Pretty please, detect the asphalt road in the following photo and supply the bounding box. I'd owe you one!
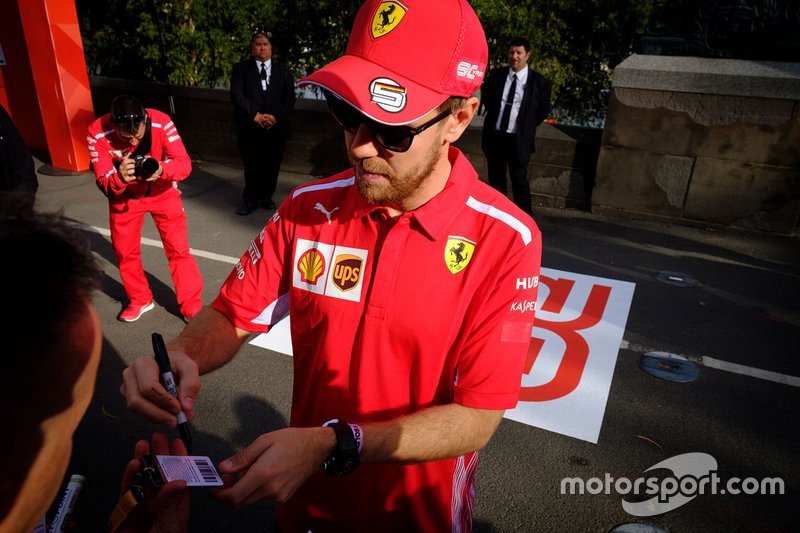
[34,158,799,532]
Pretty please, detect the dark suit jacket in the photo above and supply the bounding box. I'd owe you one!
[230,58,296,141]
[480,66,552,166]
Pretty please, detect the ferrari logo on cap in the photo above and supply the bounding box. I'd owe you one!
[371,1,407,38]
[445,236,476,275]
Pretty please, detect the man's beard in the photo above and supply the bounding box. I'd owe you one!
[352,136,441,206]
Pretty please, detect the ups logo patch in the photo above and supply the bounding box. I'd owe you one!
[332,254,362,292]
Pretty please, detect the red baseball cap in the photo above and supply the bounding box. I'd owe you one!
[298,0,487,126]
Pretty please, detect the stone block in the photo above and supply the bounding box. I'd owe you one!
[612,54,800,100]
[531,169,590,209]
[602,91,697,156]
[685,158,800,233]
[593,146,691,216]
[690,118,800,167]
[614,87,795,127]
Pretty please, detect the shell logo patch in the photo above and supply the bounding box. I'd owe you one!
[445,236,476,274]
[332,254,363,292]
[293,239,368,301]
[297,248,326,284]
[371,1,407,38]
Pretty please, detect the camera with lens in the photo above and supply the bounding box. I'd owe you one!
[133,155,160,177]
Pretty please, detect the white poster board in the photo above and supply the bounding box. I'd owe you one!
[251,267,635,443]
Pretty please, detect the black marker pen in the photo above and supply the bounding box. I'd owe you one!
[152,332,192,452]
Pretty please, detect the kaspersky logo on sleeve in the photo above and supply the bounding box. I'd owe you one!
[293,239,368,302]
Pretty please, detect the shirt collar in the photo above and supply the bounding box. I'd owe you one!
[255,58,272,69]
[508,66,529,84]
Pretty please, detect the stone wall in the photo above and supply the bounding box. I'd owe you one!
[89,76,600,210]
[593,54,800,234]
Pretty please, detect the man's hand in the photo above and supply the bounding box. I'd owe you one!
[211,427,336,507]
[253,113,269,128]
[120,350,199,426]
[118,157,162,182]
[116,433,190,533]
[253,113,276,128]
[118,157,138,183]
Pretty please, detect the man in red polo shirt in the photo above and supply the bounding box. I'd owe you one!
[120,1,542,530]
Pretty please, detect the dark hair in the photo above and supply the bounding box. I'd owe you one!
[509,37,531,53]
[251,32,271,46]
[0,197,102,521]
[110,95,146,134]
[437,97,467,114]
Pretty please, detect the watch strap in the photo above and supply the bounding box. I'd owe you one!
[322,419,361,476]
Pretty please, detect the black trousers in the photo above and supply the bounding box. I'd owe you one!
[486,131,533,216]
[236,132,286,205]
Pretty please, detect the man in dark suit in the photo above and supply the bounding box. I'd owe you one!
[230,33,296,215]
[481,37,551,216]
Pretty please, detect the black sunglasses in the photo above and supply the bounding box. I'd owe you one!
[324,92,452,153]
[111,114,146,130]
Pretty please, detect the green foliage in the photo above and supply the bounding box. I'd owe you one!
[77,0,655,121]
[473,0,655,122]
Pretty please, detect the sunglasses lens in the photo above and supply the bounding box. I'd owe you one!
[324,91,413,152]
[111,114,146,134]
[371,125,412,152]
[325,94,360,133]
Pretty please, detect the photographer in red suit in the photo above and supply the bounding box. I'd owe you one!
[86,95,203,323]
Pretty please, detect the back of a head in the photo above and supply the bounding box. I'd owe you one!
[0,196,102,524]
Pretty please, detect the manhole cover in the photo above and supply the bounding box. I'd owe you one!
[654,271,697,287]
[609,524,669,533]
[640,351,699,383]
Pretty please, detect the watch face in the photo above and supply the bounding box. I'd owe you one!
[324,456,358,477]
[323,420,361,476]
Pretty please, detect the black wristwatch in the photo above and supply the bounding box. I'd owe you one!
[322,419,361,477]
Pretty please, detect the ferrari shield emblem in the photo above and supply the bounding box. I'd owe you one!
[371,1,407,38]
[445,237,475,274]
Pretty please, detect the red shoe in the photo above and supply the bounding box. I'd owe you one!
[118,300,155,322]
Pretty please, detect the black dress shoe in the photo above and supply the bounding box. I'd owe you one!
[236,202,258,216]
[261,199,276,210]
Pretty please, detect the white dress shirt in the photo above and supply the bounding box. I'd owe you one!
[256,58,272,90]
[495,66,529,133]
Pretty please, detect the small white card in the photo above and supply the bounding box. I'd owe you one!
[155,455,224,486]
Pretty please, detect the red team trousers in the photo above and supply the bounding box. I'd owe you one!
[109,187,203,316]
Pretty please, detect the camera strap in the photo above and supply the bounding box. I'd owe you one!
[131,118,153,158]
[130,118,154,197]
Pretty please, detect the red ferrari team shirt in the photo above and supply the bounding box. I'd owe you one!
[213,147,542,532]
[86,108,192,201]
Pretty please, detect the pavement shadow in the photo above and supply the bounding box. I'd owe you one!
[176,164,243,210]
[81,222,190,321]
